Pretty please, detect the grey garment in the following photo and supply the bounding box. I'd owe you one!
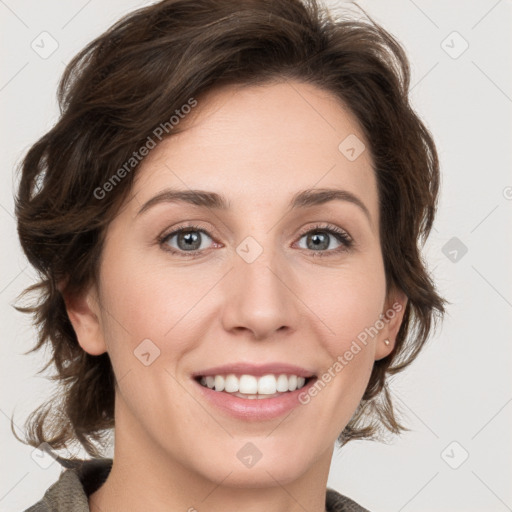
[23,458,111,512]
[23,458,370,512]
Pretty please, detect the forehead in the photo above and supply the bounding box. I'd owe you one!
[129,81,378,226]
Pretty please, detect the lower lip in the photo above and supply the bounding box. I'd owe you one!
[193,377,317,421]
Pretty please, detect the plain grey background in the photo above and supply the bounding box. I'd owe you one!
[1,1,511,511]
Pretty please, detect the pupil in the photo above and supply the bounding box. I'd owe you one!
[310,232,328,250]
[180,231,200,250]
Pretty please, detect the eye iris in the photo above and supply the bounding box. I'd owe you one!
[309,232,329,250]
[178,231,201,250]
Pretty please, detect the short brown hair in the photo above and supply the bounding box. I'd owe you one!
[13,0,446,459]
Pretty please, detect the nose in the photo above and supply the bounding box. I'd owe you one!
[220,242,301,341]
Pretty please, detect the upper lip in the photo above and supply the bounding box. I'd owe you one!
[192,362,316,379]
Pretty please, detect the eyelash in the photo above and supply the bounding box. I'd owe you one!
[157,222,354,259]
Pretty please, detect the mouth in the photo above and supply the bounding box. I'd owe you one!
[193,373,316,399]
[191,369,319,421]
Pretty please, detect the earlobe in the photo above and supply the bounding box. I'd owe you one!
[374,288,408,361]
[61,282,108,356]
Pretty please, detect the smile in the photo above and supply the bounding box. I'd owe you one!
[196,373,310,398]
[193,374,318,421]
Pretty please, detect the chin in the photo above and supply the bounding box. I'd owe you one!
[196,442,315,488]
[206,463,307,489]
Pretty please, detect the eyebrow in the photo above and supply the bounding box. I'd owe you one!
[136,187,371,223]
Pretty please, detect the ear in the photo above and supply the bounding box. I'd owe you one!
[60,281,108,356]
[374,286,408,361]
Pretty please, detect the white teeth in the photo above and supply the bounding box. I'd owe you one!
[257,374,277,394]
[198,373,310,396]
[214,375,225,392]
[224,374,239,393]
[239,375,258,394]
[276,374,289,392]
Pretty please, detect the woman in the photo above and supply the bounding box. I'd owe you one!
[13,0,445,510]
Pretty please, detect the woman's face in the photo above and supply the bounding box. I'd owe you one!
[71,80,405,486]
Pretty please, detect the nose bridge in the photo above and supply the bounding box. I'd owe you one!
[221,231,299,339]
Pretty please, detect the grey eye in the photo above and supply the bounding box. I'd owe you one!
[297,230,343,251]
[164,229,213,252]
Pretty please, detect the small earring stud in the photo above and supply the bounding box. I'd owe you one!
[384,339,390,346]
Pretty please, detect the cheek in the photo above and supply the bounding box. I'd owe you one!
[303,258,387,353]
[96,245,212,362]
[300,256,386,406]
[96,247,194,362]
[298,271,385,436]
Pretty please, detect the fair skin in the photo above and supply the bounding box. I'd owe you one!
[64,80,407,512]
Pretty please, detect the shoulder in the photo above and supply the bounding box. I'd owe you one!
[22,457,113,512]
[326,487,371,512]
